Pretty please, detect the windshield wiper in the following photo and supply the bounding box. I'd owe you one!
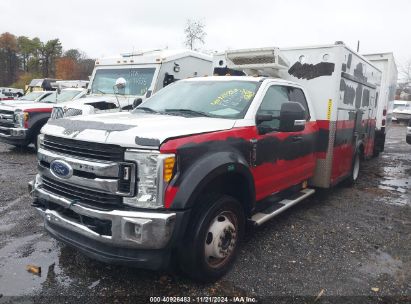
[164,108,212,117]
[134,107,158,114]
[94,89,106,94]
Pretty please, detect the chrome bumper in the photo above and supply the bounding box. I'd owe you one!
[0,126,27,139]
[29,177,176,250]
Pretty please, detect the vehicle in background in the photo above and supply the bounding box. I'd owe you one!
[51,49,213,119]
[406,119,411,144]
[0,87,24,100]
[4,91,54,104]
[0,88,86,149]
[30,43,382,281]
[40,88,87,104]
[212,52,245,76]
[392,100,411,122]
[25,78,60,92]
[363,53,398,156]
[52,80,89,90]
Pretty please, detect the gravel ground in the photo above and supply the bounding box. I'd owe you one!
[0,125,409,304]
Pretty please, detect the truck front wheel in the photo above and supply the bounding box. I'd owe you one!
[179,195,245,282]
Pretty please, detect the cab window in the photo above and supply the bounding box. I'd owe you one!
[257,85,289,130]
[287,87,310,120]
[257,85,309,131]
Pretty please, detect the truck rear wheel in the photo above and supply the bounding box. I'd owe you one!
[179,195,244,282]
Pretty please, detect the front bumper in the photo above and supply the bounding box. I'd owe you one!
[29,178,188,269]
[0,126,29,145]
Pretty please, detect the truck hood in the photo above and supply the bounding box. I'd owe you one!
[42,112,236,147]
[0,102,54,112]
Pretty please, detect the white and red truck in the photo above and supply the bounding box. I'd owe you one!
[30,42,382,281]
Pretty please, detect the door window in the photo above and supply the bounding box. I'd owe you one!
[287,87,310,120]
[257,85,289,130]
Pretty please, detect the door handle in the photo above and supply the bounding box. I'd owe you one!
[291,136,303,142]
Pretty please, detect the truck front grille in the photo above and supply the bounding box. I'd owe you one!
[51,108,83,120]
[42,135,125,161]
[0,110,14,127]
[64,108,83,117]
[50,107,64,119]
[42,176,122,208]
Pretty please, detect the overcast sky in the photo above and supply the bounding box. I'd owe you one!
[1,0,410,68]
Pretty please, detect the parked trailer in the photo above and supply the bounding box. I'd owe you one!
[363,52,398,155]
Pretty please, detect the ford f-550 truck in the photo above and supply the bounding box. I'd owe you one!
[30,43,382,281]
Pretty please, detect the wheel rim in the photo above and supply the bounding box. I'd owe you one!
[204,211,238,269]
[353,154,360,180]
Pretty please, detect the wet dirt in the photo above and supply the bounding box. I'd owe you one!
[0,126,410,303]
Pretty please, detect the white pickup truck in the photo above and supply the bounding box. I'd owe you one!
[51,49,213,119]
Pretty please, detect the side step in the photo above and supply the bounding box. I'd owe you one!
[251,188,315,226]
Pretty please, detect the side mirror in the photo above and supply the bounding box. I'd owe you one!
[279,102,306,132]
[115,77,127,89]
[133,98,143,109]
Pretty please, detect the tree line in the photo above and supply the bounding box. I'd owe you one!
[0,32,95,89]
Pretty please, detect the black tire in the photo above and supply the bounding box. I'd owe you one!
[178,195,245,282]
[346,150,360,185]
[373,149,380,157]
[33,134,39,152]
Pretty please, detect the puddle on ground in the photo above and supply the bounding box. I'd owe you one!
[359,250,404,279]
[0,234,72,296]
[376,164,411,206]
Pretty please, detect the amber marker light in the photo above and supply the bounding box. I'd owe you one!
[163,157,176,182]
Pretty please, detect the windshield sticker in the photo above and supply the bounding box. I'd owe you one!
[211,89,255,107]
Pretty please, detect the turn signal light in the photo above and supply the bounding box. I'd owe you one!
[163,157,175,182]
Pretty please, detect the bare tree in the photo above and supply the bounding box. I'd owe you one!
[399,59,411,85]
[184,19,206,50]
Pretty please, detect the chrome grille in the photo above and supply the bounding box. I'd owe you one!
[41,176,122,208]
[42,135,125,161]
[51,107,64,119]
[64,108,83,117]
[0,110,14,127]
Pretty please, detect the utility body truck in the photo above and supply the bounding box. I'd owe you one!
[30,42,382,281]
[363,53,398,155]
[51,49,213,119]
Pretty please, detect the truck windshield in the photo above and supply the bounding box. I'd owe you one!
[135,80,260,119]
[40,90,82,103]
[91,68,156,96]
[19,91,45,101]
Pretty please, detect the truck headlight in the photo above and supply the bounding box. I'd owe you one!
[37,134,44,150]
[124,150,176,209]
[14,110,29,128]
